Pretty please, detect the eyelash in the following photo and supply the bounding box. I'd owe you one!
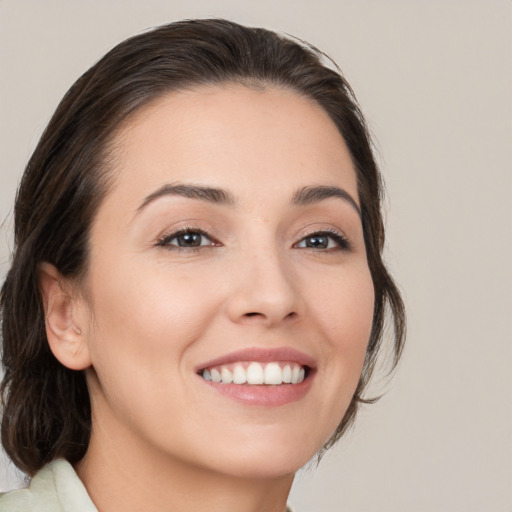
[295,228,351,252]
[156,227,351,252]
[156,227,219,252]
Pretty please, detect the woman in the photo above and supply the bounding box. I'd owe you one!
[0,18,405,512]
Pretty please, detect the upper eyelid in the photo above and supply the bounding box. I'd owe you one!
[157,227,218,245]
[299,227,344,237]
[295,229,351,248]
[155,225,351,248]
[297,226,349,241]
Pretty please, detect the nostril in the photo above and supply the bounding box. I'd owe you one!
[242,311,297,321]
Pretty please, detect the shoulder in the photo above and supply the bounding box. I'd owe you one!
[0,459,97,512]
[0,486,32,511]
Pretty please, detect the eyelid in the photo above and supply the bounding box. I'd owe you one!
[156,226,221,249]
[153,224,351,252]
[294,227,352,251]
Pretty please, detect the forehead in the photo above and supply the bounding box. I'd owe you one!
[105,84,358,211]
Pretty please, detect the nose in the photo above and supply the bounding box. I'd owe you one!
[224,246,301,327]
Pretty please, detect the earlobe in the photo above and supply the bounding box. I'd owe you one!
[38,262,92,371]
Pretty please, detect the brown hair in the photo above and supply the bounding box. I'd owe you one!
[1,18,405,476]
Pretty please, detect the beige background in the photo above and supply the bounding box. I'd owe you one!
[1,1,511,510]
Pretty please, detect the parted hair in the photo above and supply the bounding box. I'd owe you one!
[1,18,405,476]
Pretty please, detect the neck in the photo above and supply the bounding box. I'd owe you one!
[75,410,294,512]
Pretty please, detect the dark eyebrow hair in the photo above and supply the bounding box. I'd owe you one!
[291,185,361,216]
[136,182,360,217]
[137,183,237,212]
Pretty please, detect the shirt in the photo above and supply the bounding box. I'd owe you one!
[0,459,294,511]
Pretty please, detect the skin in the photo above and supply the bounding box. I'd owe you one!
[41,84,375,512]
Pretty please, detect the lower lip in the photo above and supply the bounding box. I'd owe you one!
[201,373,314,407]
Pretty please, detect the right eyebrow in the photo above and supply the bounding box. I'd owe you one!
[135,183,237,215]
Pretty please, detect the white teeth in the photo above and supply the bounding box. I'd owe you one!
[291,365,301,384]
[202,362,307,386]
[246,362,264,385]
[221,367,233,384]
[282,365,292,383]
[264,362,283,385]
[232,364,247,384]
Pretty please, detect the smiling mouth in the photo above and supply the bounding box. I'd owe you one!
[199,361,309,386]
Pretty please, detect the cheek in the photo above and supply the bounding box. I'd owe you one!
[85,259,223,379]
[306,264,374,410]
[83,259,227,437]
[313,264,374,352]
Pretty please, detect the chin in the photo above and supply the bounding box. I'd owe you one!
[197,429,324,481]
[215,452,308,481]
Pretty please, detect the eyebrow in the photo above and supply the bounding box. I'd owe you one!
[137,183,237,213]
[136,183,360,216]
[291,185,361,216]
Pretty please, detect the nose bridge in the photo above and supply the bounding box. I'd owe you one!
[226,235,300,325]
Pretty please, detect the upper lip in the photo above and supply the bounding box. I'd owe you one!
[196,347,316,372]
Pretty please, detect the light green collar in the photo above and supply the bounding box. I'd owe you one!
[0,459,97,512]
[1,459,295,512]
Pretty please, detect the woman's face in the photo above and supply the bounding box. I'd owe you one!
[77,84,374,478]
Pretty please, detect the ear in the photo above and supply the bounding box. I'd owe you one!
[38,262,92,371]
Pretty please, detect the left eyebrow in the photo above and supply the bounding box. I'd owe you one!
[291,185,361,217]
